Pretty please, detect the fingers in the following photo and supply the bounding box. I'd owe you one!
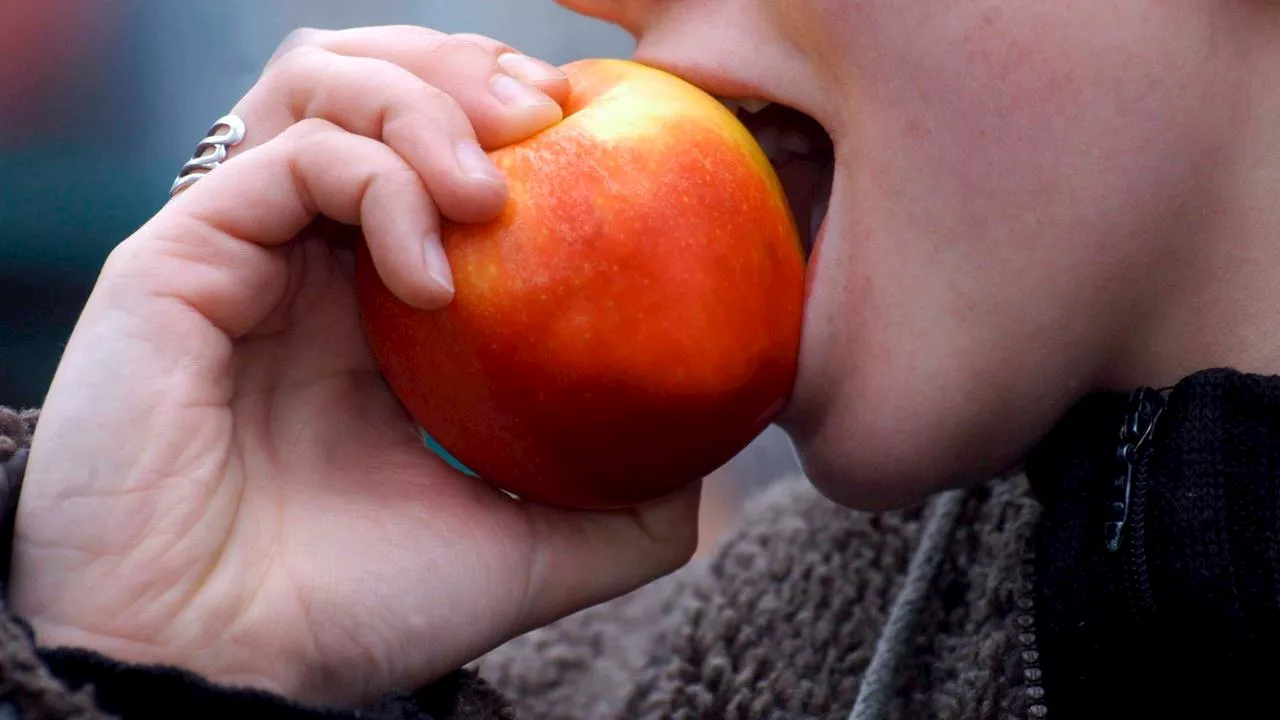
[243,47,509,224]
[225,28,566,225]
[513,481,704,632]
[271,27,571,146]
[156,26,569,314]
[147,120,452,336]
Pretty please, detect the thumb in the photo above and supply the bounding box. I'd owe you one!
[512,480,703,631]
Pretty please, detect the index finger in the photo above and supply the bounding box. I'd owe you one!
[271,26,571,148]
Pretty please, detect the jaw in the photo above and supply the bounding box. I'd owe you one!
[774,177,1111,510]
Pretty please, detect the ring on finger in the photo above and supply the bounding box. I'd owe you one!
[169,114,248,198]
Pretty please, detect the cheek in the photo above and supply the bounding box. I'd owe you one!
[770,0,861,66]
[785,0,1233,505]
[863,2,1219,231]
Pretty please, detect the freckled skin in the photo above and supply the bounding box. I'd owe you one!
[356,59,804,509]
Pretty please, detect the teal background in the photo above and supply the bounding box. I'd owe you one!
[1,1,631,407]
[0,1,801,498]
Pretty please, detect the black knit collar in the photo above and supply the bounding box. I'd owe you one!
[1025,367,1280,719]
[1028,366,1280,522]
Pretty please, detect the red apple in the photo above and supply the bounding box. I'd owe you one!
[356,58,805,509]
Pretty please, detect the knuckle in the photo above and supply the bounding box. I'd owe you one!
[285,117,341,143]
[269,27,329,66]
[382,84,472,149]
[450,32,513,55]
[267,44,328,81]
[101,236,144,277]
[414,82,463,116]
[387,82,467,137]
[381,23,447,43]
[426,33,501,71]
[380,164,426,192]
[278,27,328,53]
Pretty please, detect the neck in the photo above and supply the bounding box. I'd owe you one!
[1112,11,1280,391]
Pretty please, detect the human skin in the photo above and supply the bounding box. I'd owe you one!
[11,29,701,708]
[560,0,1280,507]
[10,0,1280,710]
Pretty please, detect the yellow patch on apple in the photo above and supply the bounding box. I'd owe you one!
[356,58,806,509]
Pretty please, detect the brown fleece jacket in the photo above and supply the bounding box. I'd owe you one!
[0,405,1037,719]
[478,475,1038,719]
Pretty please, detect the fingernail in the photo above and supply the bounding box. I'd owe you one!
[496,53,565,85]
[455,141,504,185]
[490,73,554,108]
[423,234,455,295]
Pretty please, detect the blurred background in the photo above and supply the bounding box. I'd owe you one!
[0,0,801,551]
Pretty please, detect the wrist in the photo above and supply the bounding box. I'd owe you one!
[2,407,332,707]
[24,614,314,704]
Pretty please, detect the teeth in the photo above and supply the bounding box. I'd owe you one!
[717,97,773,115]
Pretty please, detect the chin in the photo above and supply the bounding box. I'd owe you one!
[778,406,958,512]
[777,333,1031,512]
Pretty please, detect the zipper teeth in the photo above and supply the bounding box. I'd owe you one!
[1013,390,1165,720]
[1124,439,1156,615]
[1017,554,1048,719]
[1122,394,1162,617]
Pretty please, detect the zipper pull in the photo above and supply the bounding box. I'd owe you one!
[1104,387,1165,553]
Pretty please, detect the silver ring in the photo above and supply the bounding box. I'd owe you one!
[169,114,247,197]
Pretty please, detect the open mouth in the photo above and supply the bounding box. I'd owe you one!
[719,99,835,257]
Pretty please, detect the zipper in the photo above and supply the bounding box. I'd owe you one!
[1018,388,1166,719]
[1103,388,1164,554]
[1016,549,1048,719]
[1107,387,1165,626]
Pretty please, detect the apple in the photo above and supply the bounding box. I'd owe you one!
[355,58,805,510]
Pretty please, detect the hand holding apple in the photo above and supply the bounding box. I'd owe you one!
[357,59,806,509]
[13,31,705,709]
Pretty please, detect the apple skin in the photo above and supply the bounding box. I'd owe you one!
[355,58,805,510]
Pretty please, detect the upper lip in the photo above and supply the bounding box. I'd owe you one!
[631,54,832,135]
